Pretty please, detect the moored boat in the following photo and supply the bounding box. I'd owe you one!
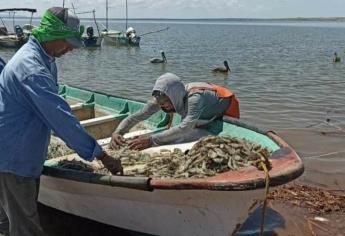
[39,84,304,236]
[76,9,103,47]
[0,8,36,49]
[101,29,140,47]
[82,34,103,47]
[0,34,27,48]
[101,0,141,47]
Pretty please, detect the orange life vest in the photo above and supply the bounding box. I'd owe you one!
[188,83,240,119]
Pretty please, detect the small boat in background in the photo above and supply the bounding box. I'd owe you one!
[101,0,141,47]
[0,8,37,49]
[71,7,103,48]
[83,25,103,47]
[39,84,304,236]
[101,28,140,47]
[81,9,103,47]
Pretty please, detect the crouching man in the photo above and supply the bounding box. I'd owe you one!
[111,72,240,150]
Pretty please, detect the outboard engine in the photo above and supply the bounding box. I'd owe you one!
[14,25,24,38]
[0,26,8,36]
[86,26,94,38]
[126,27,136,40]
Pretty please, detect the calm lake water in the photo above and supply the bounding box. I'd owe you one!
[2,19,345,130]
[1,19,345,235]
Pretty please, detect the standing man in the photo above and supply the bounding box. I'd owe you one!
[0,7,122,236]
[111,72,240,150]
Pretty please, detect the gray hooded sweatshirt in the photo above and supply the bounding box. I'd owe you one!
[115,73,230,145]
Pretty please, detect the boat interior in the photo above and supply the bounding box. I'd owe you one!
[59,84,281,153]
[59,84,172,145]
[41,84,305,192]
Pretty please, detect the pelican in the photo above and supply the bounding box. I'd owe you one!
[150,51,167,64]
[212,60,231,73]
[333,52,341,63]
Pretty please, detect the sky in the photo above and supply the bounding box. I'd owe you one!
[0,0,345,19]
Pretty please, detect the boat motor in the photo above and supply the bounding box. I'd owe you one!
[126,27,136,39]
[86,26,94,39]
[0,26,8,36]
[14,25,24,39]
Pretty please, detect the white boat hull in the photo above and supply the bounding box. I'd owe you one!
[102,31,140,46]
[39,175,263,236]
[0,35,26,48]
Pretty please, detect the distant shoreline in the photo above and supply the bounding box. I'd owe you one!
[1,16,345,22]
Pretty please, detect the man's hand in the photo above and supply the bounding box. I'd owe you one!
[97,152,123,175]
[110,133,125,149]
[128,136,152,151]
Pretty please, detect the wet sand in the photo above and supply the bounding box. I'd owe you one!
[266,202,345,236]
[267,128,345,235]
[279,128,345,189]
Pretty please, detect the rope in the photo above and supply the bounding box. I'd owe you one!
[259,161,270,236]
[251,156,271,236]
[304,150,345,159]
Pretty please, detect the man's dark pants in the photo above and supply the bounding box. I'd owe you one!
[0,172,44,236]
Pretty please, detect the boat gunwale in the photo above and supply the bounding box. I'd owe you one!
[59,83,147,103]
[149,130,304,190]
[43,124,303,192]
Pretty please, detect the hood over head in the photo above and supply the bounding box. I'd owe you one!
[152,73,187,116]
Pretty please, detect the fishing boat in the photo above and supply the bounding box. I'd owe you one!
[101,0,141,47]
[39,84,304,236]
[83,27,103,47]
[72,8,103,47]
[0,8,36,49]
[101,29,140,47]
[83,32,103,47]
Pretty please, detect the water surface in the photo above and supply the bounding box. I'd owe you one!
[1,18,345,235]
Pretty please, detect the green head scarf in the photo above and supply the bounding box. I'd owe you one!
[32,10,84,43]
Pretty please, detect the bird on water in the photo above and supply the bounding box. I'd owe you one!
[150,51,167,64]
[333,52,341,63]
[212,60,231,74]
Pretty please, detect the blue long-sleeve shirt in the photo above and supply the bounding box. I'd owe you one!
[0,37,102,177]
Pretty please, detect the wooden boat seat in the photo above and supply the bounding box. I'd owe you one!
[80,114,127,140]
